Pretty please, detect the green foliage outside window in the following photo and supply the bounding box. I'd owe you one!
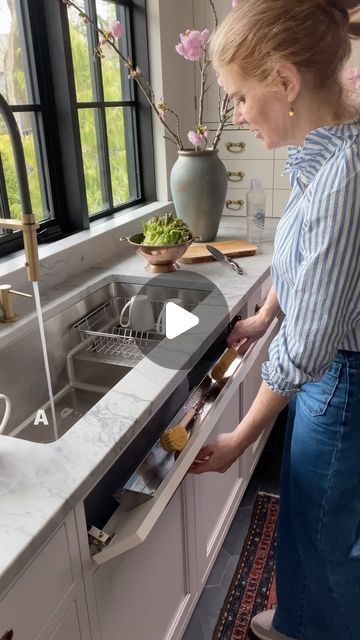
[1,8,130,224]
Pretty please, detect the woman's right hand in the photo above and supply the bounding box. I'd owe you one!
[227,313,268,354]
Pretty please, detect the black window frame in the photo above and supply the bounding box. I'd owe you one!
[0,0,155,258]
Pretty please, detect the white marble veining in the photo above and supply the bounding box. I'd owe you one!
[0,215,277,594]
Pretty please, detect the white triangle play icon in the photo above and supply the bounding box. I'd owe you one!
[165,302,199,340]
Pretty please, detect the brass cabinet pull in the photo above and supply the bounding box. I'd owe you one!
[1,631,14,640]
[227,171,245,182]
[226,199,244,211]
[225,141,245,153]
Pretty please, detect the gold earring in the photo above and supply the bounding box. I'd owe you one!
[289,104,295,117]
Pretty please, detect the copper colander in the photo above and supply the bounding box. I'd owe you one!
[120,233,194,273]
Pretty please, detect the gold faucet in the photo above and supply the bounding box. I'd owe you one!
[0,93,41,283]
[0,215,40,282]
[0,283,32,323]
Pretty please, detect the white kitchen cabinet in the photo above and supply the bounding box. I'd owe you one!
[194,381,246,586]
[193,0,290,220]
[88,484,197,640]
[0,513,91,640]
[273,189,292,218]
[74,277,276,640]
[241,321,279,477]
[241,278,279,476]
[37,603,83,640]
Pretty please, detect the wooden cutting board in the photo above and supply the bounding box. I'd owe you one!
[179,239,257,264]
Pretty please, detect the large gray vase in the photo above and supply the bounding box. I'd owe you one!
[170,149,227,242]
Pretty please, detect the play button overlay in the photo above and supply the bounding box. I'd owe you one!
[166,302,199,339]
[131,270,230,370]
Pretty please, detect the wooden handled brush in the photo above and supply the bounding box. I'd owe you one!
[160,406,198,453]
[211,338,248,382]
[210,347,238,381]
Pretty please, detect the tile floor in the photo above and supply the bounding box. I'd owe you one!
[182,410,287,640]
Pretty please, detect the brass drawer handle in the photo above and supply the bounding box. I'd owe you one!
[1,631,14,640]
[225,141,245,153]
[227,171,245,182]
[226,199,244,211]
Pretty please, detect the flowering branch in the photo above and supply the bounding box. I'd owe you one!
[62,0,232,152]
[62,0,184,149]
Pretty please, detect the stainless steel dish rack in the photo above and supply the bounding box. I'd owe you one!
[72,296,194,368]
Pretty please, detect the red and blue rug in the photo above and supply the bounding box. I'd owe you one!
[213,491,279,640]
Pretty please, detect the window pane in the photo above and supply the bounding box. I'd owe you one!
[23,114,50,222]
[0,0,30,104]
[0,112,47,222]
[68,0,93,102]
[96,0,123,101]
[78,107,109,214]
[105,106,129,206]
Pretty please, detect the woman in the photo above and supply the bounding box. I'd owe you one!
[189,1,360,639]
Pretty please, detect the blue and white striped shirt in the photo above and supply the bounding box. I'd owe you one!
[262,122,360,396]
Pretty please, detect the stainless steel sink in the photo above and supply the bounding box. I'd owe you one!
[0,277,210,443]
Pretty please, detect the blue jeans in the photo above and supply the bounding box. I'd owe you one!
[273,351,360,640]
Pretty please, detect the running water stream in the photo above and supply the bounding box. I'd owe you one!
[32,282,59,440]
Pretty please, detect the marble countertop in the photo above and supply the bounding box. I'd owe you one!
[0,217,276,594]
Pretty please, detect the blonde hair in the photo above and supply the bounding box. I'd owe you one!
[211,0,360,92]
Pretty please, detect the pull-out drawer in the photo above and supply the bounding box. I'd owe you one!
[223,188,273,217]
[89,317,280,565]
[219,130,274,161]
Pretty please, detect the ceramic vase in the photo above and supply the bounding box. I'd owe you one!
[170,149,227,242]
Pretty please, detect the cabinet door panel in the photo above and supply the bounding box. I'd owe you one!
[0,525,73,640]
[274,160,291,189]
[93,486,193,640]
[242,322,280,476]
[273,190,291,218]
[46,603,82,640]
[196,384,245,583]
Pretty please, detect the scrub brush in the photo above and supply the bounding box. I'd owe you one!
[211,338,247,382]
[211,347,238,381]
[160,406,198,453]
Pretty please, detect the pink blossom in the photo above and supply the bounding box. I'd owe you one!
[187,127,208,146]
[100,36,108,45]
[128,66,141,79]
[232,0,240,6]
[188,130,203,146]
[112,20,123,39]
[175,29,210,61]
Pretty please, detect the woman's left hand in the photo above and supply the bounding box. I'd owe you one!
[188,431,245,474]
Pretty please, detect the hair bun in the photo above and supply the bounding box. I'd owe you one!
[318,0,350,23]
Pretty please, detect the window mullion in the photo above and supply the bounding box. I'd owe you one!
[0,155,11,220]
[41,0,89,231]
[84,0,113,210]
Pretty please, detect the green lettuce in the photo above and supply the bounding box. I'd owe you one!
[142,213,193,246]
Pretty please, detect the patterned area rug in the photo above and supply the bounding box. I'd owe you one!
[212,492,279,640]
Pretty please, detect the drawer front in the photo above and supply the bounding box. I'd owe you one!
[274,160,290,189]
[274,145,289,160]
[91,318,280,565]
[219,130,274,160]
[223,188,273,217]
[224,159,273,190]
[246,275,272,318]
[0,526,73,640]
[273,189,292,218]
